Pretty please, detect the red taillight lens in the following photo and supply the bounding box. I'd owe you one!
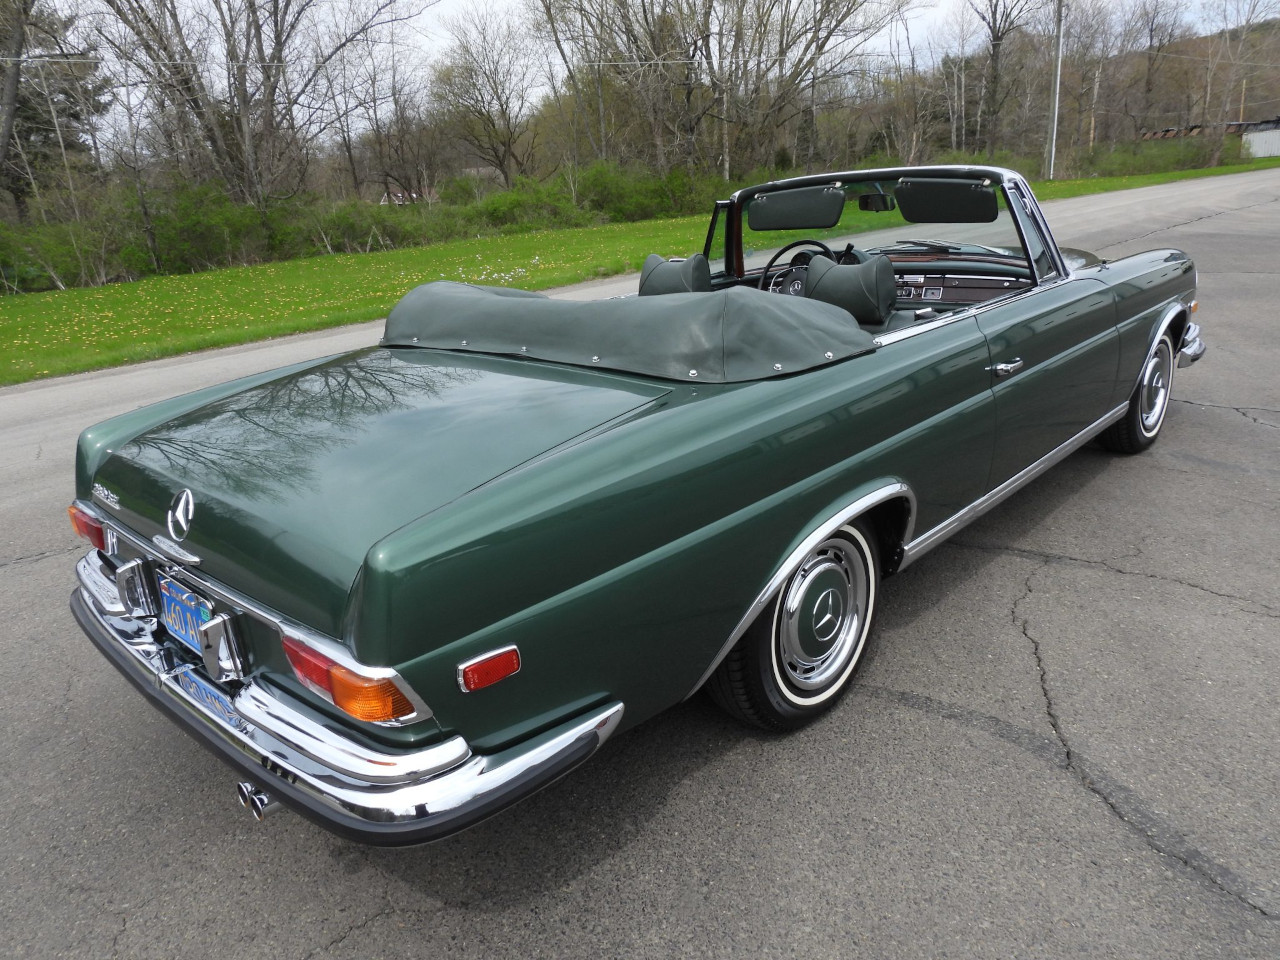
[281,633,417,723]
[281,634,334,698]
[459,647,521,692]
[68,504,106,552]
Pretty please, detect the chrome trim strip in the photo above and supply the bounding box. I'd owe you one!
[687,481,915,699]
[457,644,521,692]
[73,575,624,836]
[899,403,1127,568]
[232,682,468,784]
[873,274,1076,348]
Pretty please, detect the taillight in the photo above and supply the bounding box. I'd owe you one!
[458,646,521,692]
[281,633,418,723]
[68,504,106,552]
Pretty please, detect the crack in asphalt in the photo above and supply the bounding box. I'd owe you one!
[1008,563,1275,919]
[1097,195,1280,252]
[864,679,1277,922]
[301,905,397,959]
[0,544,84,571]
[108,914,128,958]
[1173,398,1280,429]
[949,540,1279,618]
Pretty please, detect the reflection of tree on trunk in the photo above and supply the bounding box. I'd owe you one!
[121,351,481,502]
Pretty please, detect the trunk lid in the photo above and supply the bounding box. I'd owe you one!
[93,348,669,638]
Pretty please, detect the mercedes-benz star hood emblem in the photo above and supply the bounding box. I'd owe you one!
[166,489,195,542]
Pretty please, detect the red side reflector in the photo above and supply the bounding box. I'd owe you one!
[460,647,521,692]
[68,504,106,552]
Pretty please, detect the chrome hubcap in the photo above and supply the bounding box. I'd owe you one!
[777,537,868,691]
[1140,340,1173,436]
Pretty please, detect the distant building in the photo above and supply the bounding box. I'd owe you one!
[1140,116,1280,158]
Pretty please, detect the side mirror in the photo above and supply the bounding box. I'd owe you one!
[857,193,896,213]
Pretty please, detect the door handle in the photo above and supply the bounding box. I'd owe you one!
[990,358,1024,377]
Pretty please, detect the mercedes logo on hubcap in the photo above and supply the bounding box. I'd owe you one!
[167,489,195,542]
[811,587,844,644]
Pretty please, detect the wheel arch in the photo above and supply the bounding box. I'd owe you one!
[684,479,915,700]
[1135,301,1189,396]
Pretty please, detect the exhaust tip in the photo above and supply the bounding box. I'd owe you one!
[236,781,280,821]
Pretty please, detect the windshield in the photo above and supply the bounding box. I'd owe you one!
[738,179,1029,275]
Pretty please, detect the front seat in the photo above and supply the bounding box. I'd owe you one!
[802,254,895,329]
[638,254,712,295]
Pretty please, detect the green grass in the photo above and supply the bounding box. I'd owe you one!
[4,157,1279,387]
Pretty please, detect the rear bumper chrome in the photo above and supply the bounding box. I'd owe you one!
[71,560,623,845]
[1178,321,1206,368]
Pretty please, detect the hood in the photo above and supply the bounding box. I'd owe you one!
[92,347,669,636]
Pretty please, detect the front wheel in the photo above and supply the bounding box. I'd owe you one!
[1100,333,1175,454]
[707,520,880,731]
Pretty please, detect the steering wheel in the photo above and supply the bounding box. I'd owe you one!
[758,239,835,294]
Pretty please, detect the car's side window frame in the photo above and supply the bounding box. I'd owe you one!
[703,201,732,277]
[1004,181,1066,284]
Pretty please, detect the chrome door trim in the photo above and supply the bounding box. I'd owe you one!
[686,481,916,699]
[899,402,1127,569]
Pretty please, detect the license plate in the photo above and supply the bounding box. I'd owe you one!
[158,574,212,657]
[174,667,243,730]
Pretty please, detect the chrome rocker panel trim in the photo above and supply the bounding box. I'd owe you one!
[71,572,623,845]
[899,402,1128,567]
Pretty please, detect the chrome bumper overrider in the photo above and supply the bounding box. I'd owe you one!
[1178,321,1206,368]
[72,554,623,845]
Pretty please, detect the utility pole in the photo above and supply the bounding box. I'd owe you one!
[1045,0,1065,179]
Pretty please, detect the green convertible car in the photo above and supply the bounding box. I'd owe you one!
[70,166,1205,844]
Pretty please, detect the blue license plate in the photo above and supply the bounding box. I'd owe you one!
[174,667,242,729]
[158,575,211,657]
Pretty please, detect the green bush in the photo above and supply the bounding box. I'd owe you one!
[151,182,267,272]
[473,177,590,228]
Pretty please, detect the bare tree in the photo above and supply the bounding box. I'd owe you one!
[967,0,1045,157]
[434,8,540,187]
[94,0,419,212]
[533,0,907,177]
[1200,0,1280,163]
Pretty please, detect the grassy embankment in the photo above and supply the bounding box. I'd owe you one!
[4,157,1279,387]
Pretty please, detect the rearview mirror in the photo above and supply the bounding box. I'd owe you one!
[893,178,999,223]
[857,193,896,213]
[747,186,846,231]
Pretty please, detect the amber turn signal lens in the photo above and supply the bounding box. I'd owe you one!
[68,504,106,552]
[330,666,415,723]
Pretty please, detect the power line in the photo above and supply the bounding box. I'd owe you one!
[1,56,289,66]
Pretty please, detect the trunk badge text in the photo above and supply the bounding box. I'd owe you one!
[167,488,195,542]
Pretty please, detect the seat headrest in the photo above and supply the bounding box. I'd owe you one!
[638,253,712,295]
[802,255,895,327]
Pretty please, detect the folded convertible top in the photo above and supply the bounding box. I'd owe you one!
[383,282,876,383]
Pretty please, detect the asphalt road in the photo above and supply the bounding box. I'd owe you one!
[2,170,1277,959]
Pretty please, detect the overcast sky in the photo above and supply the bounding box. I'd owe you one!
[410,0,962,57]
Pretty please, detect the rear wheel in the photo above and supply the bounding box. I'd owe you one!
[708,519,880,731]
[1101,333,1175,454]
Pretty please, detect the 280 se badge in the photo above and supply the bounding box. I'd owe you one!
[68,165,1205,844]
